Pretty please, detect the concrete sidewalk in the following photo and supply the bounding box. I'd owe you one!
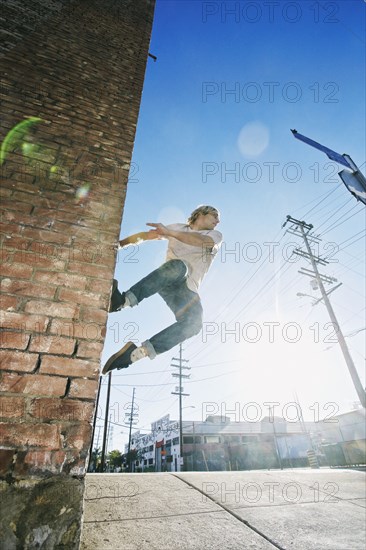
[80,468,366,549]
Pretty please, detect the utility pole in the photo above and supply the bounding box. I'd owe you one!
[126,388,137,472]
[88,375,103,472]
[171,344,190,471]
[95,425,101,451]
[100,371,112,472]
[284,215,366,408]
[106,414,113,453]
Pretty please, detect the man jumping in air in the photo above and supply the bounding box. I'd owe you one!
[102,205,222,374]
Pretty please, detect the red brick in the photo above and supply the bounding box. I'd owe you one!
[0,423,60,450]
[17,450,69,475]
[29,335,76,355]
[58,287,107,308]
[13,251,65,270]
[0,199,34,214]
[1,235,31,252]
[72,244,115,267]
[68,378,99,400]
[0,350,39,373]
[62,423,92,452]
[0,396,26,419]
[27,240,67,259]
[39,355,99,379]
[49,318,105,342]
[32,208,87,225]
[25,300,80,319]
[53,223,108,241]
[22,227,72,245]
[87,277,113,294]
[0,295,19,311]
[76,341,104,360]
[0,331,30,350]
[34,271,88,290]
[80,307,108,324]
[0,221,22,235]
[0,311,50,332]
[29,398,94,422]
[0,373,67,397]
[0,246,13,264]
[0,278,56,299]
[11,189,39,200]
[0,263,33,279]
[68,261,111,279]
[0,187,12,198]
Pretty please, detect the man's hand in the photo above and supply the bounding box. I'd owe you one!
[146,223,171,237]
[144,228,162,240]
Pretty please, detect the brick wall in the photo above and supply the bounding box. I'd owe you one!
[0,0,155,547]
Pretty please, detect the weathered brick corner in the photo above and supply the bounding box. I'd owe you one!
[0,0,155,547]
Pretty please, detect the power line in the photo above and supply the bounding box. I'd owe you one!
[337,229,366,248]
[313,197,354,233]
[307,190,352,227]
[112,368,240,388]
[338,234,366,253]
[293,183,342,218]
[203,227,287,324]
[321,204,364,237]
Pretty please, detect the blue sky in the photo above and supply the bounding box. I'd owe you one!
[97,1,365,452]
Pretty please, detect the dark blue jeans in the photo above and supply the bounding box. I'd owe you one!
[126,259,203,357]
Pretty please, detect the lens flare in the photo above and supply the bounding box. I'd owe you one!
[75,183,91,203]
[0,117,43,165]
[237,121,270,157]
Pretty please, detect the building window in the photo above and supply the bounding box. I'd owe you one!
[149,445,154,451]
[225,436,240,443]
[148,458,153,465]
[242,435,259,442]
[204,436,220,444]
[183,436,202,444]
[172,437,179,445]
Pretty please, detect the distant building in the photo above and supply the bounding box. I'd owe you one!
[125,408,365,472]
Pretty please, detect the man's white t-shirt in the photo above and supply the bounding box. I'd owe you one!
[165,223,223,293]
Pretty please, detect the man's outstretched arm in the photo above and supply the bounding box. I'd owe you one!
[146,223,215,248]
[118,229,161,248]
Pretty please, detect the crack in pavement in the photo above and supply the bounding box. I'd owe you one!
[172,474,285,550]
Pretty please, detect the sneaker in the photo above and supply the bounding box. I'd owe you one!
[109,279,128,312]
[102,342,137,374]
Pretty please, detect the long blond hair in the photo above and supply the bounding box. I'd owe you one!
[187,205,219,226]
